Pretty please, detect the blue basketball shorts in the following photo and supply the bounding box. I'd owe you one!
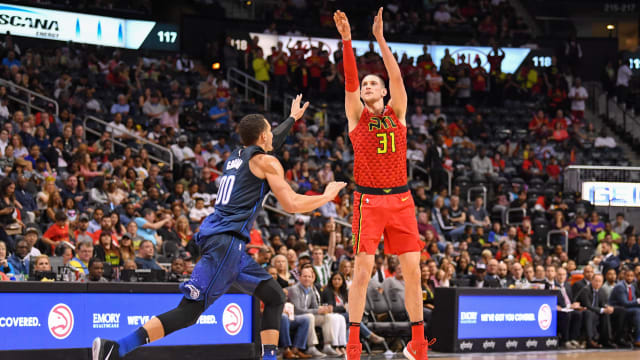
[179,233,272,307]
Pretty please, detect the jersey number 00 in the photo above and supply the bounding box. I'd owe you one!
[216,175,236,205]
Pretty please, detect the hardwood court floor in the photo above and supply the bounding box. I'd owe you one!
[430,349,639,359]
[332,349,640,359]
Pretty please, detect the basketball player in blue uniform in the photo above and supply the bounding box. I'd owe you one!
[93,95,346,360]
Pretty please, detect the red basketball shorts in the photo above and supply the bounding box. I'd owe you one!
[351,190,422,255]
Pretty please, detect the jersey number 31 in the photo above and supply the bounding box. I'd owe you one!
[376,132,396,154]
[216,175,235,205]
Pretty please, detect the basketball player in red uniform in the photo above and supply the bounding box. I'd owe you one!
[334,8,430,360]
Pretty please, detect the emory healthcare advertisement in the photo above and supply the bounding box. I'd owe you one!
[0,292,252,350]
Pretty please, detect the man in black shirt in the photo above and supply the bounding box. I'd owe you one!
[448,195,466,227]
[156,213,180,246]
[510,189,528,209]
[310,219,333,250]
[142,187,162,212]
[198,167,217,194]
[412,187,430,209]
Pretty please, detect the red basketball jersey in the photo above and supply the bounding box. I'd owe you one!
[349,105,407,188]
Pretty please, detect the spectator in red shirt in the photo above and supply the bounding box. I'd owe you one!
[91,215,119,247]
[517,218,534,241]
[270,41,289,98]
[492,152,505,174]
[546,157,561,180]
[42,211,70,254]
[411,67,427,102]
[550,122,569,142]
[548,78,567,111]
[246,222,265,256]
[287,38,309,62]
[425,68,442,107]
[470,57,488,104]
[522,153,543,180]
[487,44,505,75]
[528,109,549,136]
[306,45,326,92]
[550,109,568,130]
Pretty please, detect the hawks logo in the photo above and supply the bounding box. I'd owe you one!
[222,303,243,336]
[538,304,552,330]
[48,303,74,339]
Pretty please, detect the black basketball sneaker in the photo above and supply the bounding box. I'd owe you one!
[92,337,120,360]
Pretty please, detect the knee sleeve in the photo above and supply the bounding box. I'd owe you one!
[254,278,286,331]
[156,298,206,336]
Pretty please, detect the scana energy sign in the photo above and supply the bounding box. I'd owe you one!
[0,3,177,50]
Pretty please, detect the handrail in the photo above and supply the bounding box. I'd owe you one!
[406,161,451,193]
[227,67,268,111]
[547,230,569,252]
[263,192,352,229]
[565,165,640,171]
[83,115,174,169]
[408,161,432,190]
[596,85,640,154]
[505,208,526,226]
[0,78,59,116]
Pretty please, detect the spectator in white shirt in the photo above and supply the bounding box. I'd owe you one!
[426,68,444,107]
[85,88,102,113]
[106,113,127,139]
[433,4,451,26]
[616,58,632,104]
[594,129,617,148]
[0,97,9,120]
[471,147,495,181]
[407,140,425,162]
[171,135,196,163]
[0,129,9,153]
[411,105,428,129]
[189,198,213,222]
[568,77,588,121]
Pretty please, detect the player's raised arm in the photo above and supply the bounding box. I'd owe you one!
[257,154,346,213]
[334,10,364,131]
[271,94,309,153]
[372,7,407,122]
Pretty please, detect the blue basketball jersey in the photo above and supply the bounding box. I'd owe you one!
[199,145,271,241]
